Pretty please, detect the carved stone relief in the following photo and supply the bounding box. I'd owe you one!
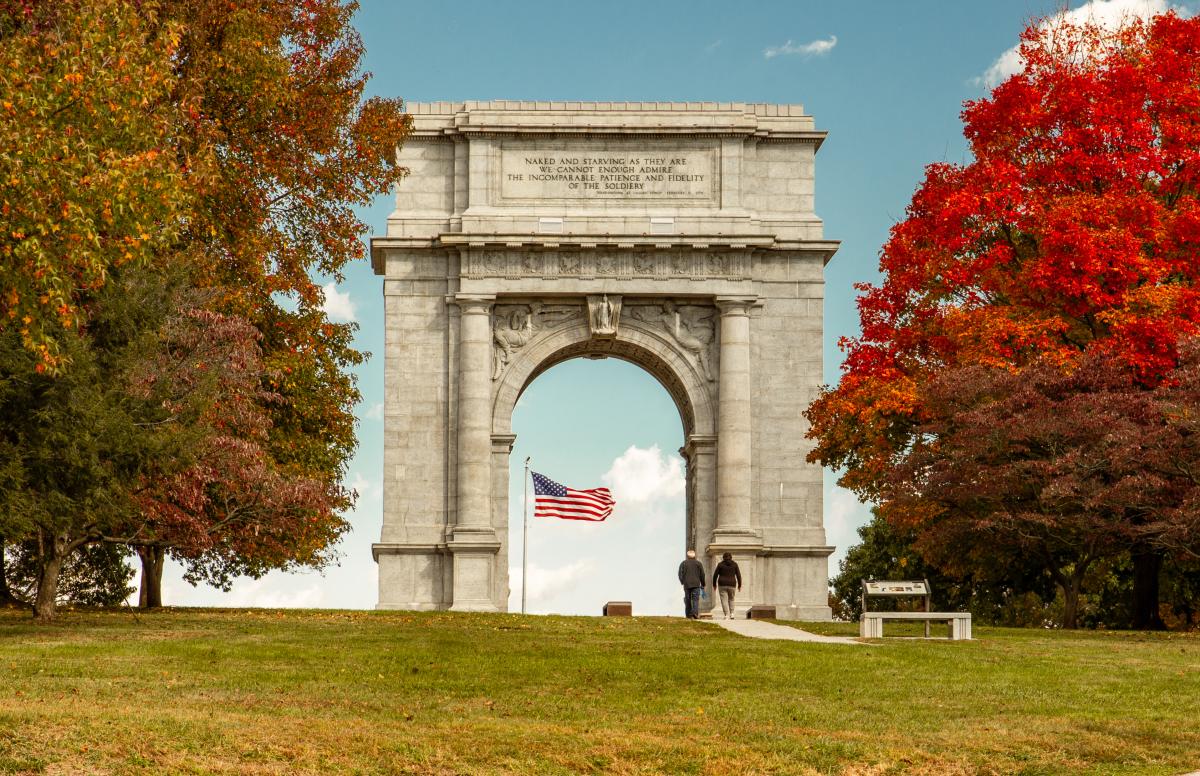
[626,300,717,382]
[491,302,583,380]
[492,303,538,380]
[558,253,580,275]
[480,250,504,275]
[464,249,747,280]
[586,294,622,339]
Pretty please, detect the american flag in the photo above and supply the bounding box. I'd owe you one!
[531,471,615,522]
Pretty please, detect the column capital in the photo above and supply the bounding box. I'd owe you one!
[454,293,496,315]
[491,433,517,452]
[680,433,718,460]
[714,296,759,316]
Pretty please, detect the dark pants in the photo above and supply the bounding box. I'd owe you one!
[684,587,703,619]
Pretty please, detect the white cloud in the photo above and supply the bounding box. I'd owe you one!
[764,35,837,59]
[347,471,379,502]
[824,485,874,577]
[226,578,325,608]
[364,401,384,421]
[705,39,723,54]
[321,282,357,323]
[510,559,597,606]
[602,444,684,504]
[976,0,1183,88]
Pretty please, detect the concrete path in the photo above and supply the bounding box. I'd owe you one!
[709,617,862,645]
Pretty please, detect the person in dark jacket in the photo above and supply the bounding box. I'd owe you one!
[712,552,742,619]
[677,549,706,619]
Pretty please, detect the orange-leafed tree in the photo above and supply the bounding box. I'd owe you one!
[0,0,188,370]
[118,0,410,605]
[0,0,409,617]
[807,13,1200,627]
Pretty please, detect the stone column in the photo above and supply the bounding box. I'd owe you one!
[714,297,756,530]
[710,296,762,616]
[448,293,500,611]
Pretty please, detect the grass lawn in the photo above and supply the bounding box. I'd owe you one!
[1,608,1197,775]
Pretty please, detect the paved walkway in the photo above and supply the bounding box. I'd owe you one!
[709,617,862,645]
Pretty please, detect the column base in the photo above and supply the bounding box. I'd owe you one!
[707,529,763,616]
[374,542,449,611]
[376,602,448,612]
[707,526,763,552]
[774,603,834,622]
[447,527,501,612]
[449,600,501,613]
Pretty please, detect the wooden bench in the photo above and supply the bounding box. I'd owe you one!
[859,579,972,640]
[859,610,972,640]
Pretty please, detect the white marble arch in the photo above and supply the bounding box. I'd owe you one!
[372,102,838,620]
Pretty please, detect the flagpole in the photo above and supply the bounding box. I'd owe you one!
[521,456,531,615]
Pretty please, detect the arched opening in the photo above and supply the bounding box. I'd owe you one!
[506,356,686,615]
[488,303,721,616]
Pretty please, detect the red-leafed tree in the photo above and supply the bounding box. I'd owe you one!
[807,12,1200,627]
[887,346,1200,627]
[127,306,348,607]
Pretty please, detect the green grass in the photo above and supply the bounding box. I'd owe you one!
[1,608,1197,775]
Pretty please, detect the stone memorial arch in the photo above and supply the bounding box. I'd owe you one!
[371,102,837,619]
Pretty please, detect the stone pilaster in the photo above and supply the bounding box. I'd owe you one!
[448,293,500,611]
[682,433,718,614]
[490,433,517,610]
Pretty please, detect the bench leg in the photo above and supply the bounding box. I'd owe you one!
[949,618,971,640]
[860,617,883,638]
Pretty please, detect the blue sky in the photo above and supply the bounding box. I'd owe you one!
[158,0,1178,613]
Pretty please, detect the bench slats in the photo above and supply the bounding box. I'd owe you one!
[859,611,972,640]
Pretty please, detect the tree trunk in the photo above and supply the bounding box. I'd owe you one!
[1048,561,1085,629]
[1060,576,1081,629]
[136,545,165,609]
[0,536,24,607]
[1131,547,1166,630]
[32,532,68,621]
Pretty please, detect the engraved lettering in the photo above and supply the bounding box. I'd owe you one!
[501,148,715,201]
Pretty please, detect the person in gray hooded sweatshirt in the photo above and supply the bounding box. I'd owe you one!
[677,549,706,619]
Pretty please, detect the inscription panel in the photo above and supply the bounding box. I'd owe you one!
[500,147,717,202]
